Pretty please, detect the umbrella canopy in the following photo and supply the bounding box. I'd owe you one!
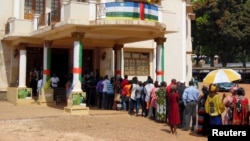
[203,69,241,84]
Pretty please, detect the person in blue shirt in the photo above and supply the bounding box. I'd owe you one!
[182,80,200,131]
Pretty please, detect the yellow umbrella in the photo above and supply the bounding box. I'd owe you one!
[203,69,241,84]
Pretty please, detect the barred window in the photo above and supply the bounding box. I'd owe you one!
[124,52,149,76]
[24,0,32,14]
[51,0,61,22]
[24,0,44,15]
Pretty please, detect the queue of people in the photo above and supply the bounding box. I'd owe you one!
[65,73,250,137]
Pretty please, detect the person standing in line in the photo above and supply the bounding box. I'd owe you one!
[168,85,181,135]
[129,77,138,115]
[37,75,43,96]
[167,79,177,94]
[123,80,132,112]
[135,81,143,116]
[182,80,200,131]
[197,85,209,136]
[65,73,73,101]
[155,81,167,122]
[120,75,129,111]
[96,76,104,109]
[106,77,114,110]
[86,76,97,107]
[223,87,238,125]
[141,82,147,116]
[30,68,38,96]
[144,78,154,117]
[205,84,225,125]
[176,80,186,128]
[51,73,60,88]
[231,87,249,125]
[166,79,177,121]
[148,81,159,120]
[101,75,109,109]
[112,77,122,110]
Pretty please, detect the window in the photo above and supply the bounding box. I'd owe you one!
[24,0,44,14]
[35,0,44,14]
[24,0,45,19]
[124,52,149,76]
[51,0,61,22]
[24,0,32,14]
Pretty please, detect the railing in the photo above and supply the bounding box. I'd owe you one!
[35,9,61,29]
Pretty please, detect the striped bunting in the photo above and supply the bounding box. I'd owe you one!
[105,2,158,21]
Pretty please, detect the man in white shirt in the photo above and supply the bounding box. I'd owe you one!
[51,73,60,88]
[37,76,43,95]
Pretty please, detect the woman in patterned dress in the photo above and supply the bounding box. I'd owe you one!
[231,87,249,125]
[197,86,209,136]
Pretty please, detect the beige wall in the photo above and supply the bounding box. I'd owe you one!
[0,0,193,91]
[0,0,12,35]
[0,42,13,91]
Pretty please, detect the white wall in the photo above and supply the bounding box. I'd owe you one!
[163,0,189,84]
[0,0,12,37]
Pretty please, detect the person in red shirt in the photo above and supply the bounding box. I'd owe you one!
[120,75,129,89]
[166,79,177,122]
[167,79,177,94]
[120,75,129,111]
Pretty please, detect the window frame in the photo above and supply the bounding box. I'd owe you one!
[124,52,150,76]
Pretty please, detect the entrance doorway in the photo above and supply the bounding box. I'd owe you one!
[51,48,69,88]
[26,48,94,88]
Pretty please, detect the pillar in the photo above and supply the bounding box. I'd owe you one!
[33,14,40,30]
[43,40,52,86]
[113,44,123,79]
[71,32,85,92]
[18,43,27,88]
[154,37,166,82]
[13,0,20,18]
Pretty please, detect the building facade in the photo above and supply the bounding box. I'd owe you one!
[0,0,194,97]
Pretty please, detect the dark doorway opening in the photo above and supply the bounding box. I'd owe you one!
[51,48,69,88]
[26,47,43,87]
[82,49,93,75]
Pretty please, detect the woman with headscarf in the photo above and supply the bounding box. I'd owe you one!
[168,85,180,135]
[222,86,238,125]
[197,85,209,136]
[231,87,249,125]
[205,84,225,125]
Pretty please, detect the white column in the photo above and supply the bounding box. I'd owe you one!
[13,0,20,18]
[71,32,84,92]
[154,38,166,83]
[18,45,27,88]
[33,14,40,30]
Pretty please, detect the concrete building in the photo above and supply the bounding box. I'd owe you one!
[0,0,194,103]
